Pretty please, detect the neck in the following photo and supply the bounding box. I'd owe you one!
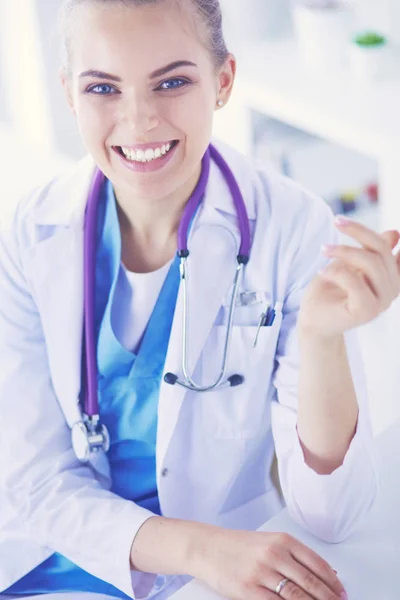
[115,164,201,240]
[113,164,202,273]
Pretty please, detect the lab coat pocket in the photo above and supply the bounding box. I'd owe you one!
[200,312,283,439]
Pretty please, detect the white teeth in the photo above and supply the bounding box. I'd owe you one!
[120,143,175,163]
[145,148,155,161]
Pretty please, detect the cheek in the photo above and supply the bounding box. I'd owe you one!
[160,89,215,137]
[75,100,114,147]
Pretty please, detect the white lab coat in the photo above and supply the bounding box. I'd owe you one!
[0,143,378,599]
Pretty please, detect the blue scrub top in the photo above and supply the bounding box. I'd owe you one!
[6,180,180,597]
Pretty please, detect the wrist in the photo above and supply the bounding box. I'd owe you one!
[298,326,344,352]
[130,516,220,577]
[185,521,223,579]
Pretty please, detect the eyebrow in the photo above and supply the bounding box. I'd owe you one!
[79,61,198,82]
[149,60,197,78]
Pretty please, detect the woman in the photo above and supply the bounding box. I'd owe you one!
[1,1,399,599]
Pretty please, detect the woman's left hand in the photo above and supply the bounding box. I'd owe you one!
[299,216,400,339]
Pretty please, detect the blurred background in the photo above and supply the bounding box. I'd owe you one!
[1,0,400,435]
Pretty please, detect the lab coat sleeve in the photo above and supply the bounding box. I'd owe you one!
[0,213,156,598]
[270,195,379,543]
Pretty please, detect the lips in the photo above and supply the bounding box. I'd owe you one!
[112,139,180,173]
[113,140,179,162]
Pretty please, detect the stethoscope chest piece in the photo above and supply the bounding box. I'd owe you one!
[71,417,110,462]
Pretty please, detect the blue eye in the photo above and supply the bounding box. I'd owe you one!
[87,84,118,95]
[157,78,190,91]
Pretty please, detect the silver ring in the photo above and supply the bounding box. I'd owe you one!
[275,577,290,595]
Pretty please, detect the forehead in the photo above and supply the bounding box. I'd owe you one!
[68,2,211,74]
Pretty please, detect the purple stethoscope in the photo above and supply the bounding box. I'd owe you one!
[71,144,251,461]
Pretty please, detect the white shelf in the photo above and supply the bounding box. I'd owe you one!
[213,35,400,229]
[233,37,400,158]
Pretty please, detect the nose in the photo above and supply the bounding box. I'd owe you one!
[118,91,159,138]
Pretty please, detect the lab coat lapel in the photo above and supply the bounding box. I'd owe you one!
[23,159,96,427]
[157,203,240,471]
[26,228,84,426]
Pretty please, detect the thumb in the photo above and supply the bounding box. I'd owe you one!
[381,230,400,250]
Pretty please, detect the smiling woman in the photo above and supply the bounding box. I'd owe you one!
[0,1,398,600]
[58,0,235,271]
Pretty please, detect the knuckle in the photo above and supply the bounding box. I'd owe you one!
[240,579,255,595]
[286,582,307,599]
[277,532,293,546]
[264,543,283,565]
[251,557,266,580]
[371,297,382,316]
[329,262,342,275]
[238,580,257,600]
[370,254,384,274]
[363,303,378,321]
[302,571,317,589]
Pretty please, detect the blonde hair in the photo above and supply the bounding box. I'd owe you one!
[60,0,229,69]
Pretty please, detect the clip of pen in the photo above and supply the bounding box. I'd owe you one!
[253,306,276,347]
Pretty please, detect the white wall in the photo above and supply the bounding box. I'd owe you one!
[352,0,400,43]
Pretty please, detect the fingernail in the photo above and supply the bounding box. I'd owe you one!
[321,244,336,254]
[335,215,351,227]
[340,592,349,599]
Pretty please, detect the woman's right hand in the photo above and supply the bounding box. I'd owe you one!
[131,517,347,599]
[192,527,347,600]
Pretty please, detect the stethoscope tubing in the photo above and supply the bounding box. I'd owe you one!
[81,144,251,419]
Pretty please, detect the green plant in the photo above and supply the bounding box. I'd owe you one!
[354,32,387,47]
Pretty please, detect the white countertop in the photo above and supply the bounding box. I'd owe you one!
[172,419,400,600]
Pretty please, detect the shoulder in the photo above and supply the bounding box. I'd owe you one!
[215,140,335,240]
[0,155,95,240]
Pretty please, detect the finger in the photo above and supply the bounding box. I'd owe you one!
[250,585,281,600]
[288,538,347,598]
[259,571,314,600]
[321,258,377,299]
[333,222,400,294]
[320,263,379,321]
[321,245,395,302]
[335,216,396,254]
[276,578,314,600]
[371,231,400,287]
[381,229,400,251]
[280,558,341,599]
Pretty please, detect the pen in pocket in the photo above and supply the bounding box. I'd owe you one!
[253,305,277,347]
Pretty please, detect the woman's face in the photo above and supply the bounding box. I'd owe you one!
[61,1,235,202]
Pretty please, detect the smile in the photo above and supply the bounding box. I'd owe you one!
[115,141,179,163]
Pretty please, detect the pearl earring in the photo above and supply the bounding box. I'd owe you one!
[217,100,224,107]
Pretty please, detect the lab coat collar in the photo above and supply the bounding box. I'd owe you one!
[30,143,257,227]
[31,155,95,227]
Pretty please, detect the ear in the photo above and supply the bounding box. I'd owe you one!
[215,53,236,109]
[59,66,76,116]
